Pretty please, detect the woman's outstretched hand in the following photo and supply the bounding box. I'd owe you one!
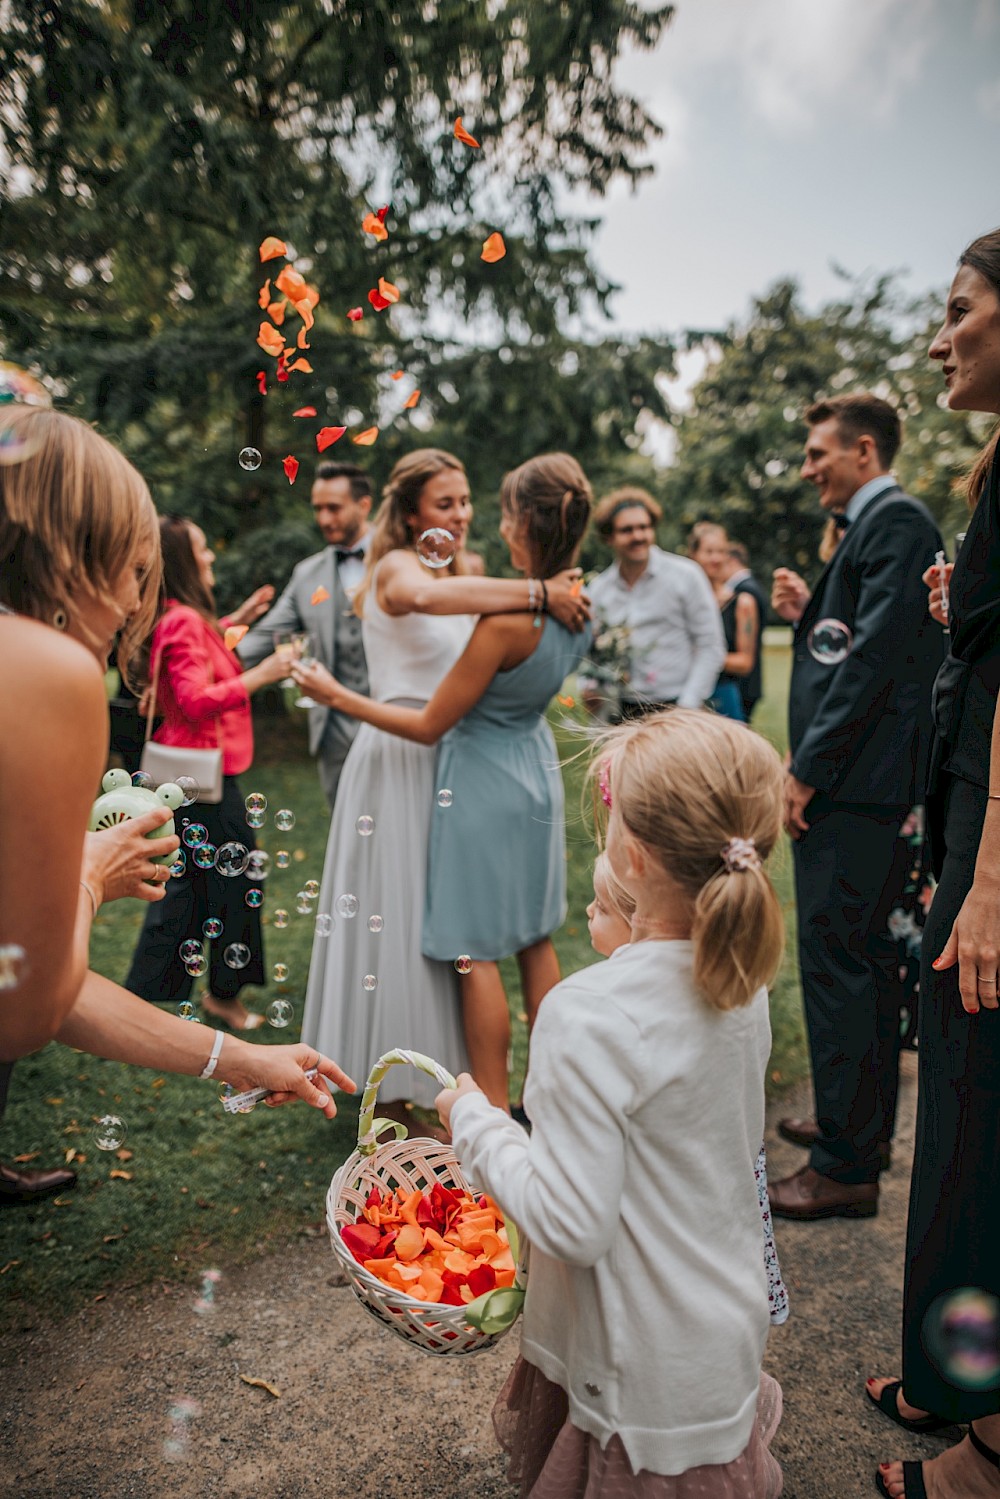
[546,570,592,633]
[221,1041,356,1117]
[228,584,276,629]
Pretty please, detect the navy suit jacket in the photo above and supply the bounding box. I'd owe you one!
[789,486,945,806]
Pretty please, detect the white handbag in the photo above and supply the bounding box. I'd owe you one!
[139,644,224,804]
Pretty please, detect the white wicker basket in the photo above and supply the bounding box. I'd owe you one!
[327,1049,522,1357]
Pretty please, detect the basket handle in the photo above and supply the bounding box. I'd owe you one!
[357,1049,457,1156]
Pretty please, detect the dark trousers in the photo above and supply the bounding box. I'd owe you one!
[0,1059,11,1128]
[125,777,265,1006]
[903,773,1000,1420]
[793,794,910,1183]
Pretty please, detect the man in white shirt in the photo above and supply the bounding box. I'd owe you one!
[580,487,725,718]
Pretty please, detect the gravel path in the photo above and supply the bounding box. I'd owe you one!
[1,1052,955,1499]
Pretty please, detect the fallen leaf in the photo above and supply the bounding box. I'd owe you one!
[64,1148,79,1164]
[224,625,249,651]
[256,370,267,396]
[239,1375,281,1398]
[283,455,300,484]
[256,323,284,357]
[257,279,271,309]
[310,586,331,606]
[151,1078,165,1089]
[403,389,421,409]
[316,426,346,452]
[481,232,506,263]
[0,1261,20,1275]
[45,1098,63,1106]
[94,1293,107,1302]
[109,1169,132,1181]
[352,427,379,446]
[103,1233,124,1244]
[293,406,317,418]
[347,307,364,322]
[258,236,287,263]
[362,211,389,242]
[288,358,313,373]
[116,1148,133,1161]
[454,117,480,148]
[13,1153,39,1164]
[266,298,287,326]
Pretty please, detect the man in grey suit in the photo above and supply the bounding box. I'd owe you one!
[239,461,373,809]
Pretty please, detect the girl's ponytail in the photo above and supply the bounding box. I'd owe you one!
[691,841,785,1012]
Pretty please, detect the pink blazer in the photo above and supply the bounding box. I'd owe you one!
[151,602,253,776]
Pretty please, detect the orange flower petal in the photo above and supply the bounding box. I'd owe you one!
[224,625,249,651]
[558,694,575,708]
[258,278,271,309]
[256,323,285,356]
[390,370,404,380]
[258,236,287,263]
[378,276,400,304]
[275,265,306,300]
[283,455,299,484]
[454,117,480,148]
[403,389,421,409]
[317,426,346,452]
[289,358,313,373]
[266,298,287,325]
[310,586,331,606]
[352,427,379,446]
[362,212,389,242]
[297,327,311,349]
[481,232,506,263]
[293,406,317,417]
[293,301,315,331]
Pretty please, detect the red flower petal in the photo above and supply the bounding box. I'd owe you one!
[293,406,317,418]
[256,371,268,396]
[316,426,346,452]
[283,455,299,484]
[347,307,364,321]
[367,288,390,312]
[454,117,480,148]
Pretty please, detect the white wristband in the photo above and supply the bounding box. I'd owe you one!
[200,1029,225,1080]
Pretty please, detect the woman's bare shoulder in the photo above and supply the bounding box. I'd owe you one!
[0,621,105,764]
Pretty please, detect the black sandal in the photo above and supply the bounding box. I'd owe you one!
[866,1380,951,1435]
[875,1462,927,1499]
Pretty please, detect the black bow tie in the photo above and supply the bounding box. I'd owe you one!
[832,513,851,532]
[336,548,365,563]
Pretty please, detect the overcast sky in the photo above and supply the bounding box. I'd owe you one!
[590,0,1000,340]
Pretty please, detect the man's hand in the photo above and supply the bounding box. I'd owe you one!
[783,774,816,840]
[772,568,811,624]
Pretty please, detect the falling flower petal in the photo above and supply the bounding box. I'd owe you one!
[317,426,346,452]
[275,265,306,300]
[283,455,299,484]
[403,390,421,409]
[224,625,250,651]
[390,370,404,380]
[257,323,285,356]
[293,406,317,418]
[368,287,390,312]
[294,301,315,332]
[376,205,390,223]
[296,327,311,350]
[454,117,480,148]
[258,279,271,309]
[558,694,575,708]
[352,427,379,446]
[481,232,506,263]
[256,371,267,396]
[378,277,400,304]
[362,212,389,242]
[310,586,331,606]
[258,236,287,263]
[266,299,287,326]
[347,307,364,322]
[276,351,289,382]
[289,358,313,373]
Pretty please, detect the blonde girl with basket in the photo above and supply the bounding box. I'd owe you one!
[437,709,786,1498]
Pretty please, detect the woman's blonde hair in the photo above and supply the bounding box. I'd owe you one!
[354,447,468,614]
[590,709,785,1011]
[593,851,636,925]
[0,405,160,682]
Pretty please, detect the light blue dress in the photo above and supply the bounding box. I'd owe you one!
[422,618,591,962]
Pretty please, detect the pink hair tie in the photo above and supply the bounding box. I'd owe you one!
[598,760,613,810]
[721,836,761,873]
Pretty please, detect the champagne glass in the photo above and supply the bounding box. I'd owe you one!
[273,630,298,689]
[293,631,320,708]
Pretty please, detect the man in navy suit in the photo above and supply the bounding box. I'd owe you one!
[768,395,944,1221]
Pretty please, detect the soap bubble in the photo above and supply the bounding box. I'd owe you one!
[238,446,262,471]
[93,1114,127,1151]
[275,850,291,869]
[131,771,155,791]
[0,943,29,993]
[183,823,209,849]
[807,618,854,666]
[193,842,217,869]
[202,918,223,940]
[179,939,203,963]
[367,914,384,933]
[356,814,375,837]
[454,955,473,975]
[273,962,289,983]
[169,854,187,879]
[296,891,314,915]
[245,792,267,813]
[267,998,293,1028]
[177,1000,197,1020]
[436,788,453,809]
[362,973,377,992]
[335,893,359,919]
[274,808,295,831]
[245,888,263,909]
[185,954,208,978]
[304,879,320,898]
[175,776,200,807]
[416,527,456,569]
[245,809,266,830]
[246,849,271,881]
[215,842,250,878]
[315,913,332,937]
[273,909,289,929]
[923,1288,1000,1392]
[223,942,250,970]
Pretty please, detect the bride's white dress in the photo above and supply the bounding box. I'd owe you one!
[301,568,475,1105]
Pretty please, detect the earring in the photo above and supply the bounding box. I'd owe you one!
[52,606,68,631]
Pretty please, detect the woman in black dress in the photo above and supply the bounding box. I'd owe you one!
[871,229,1000,1498]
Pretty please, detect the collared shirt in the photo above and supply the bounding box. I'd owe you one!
[843,473,898,526]
[581,546,726,709]
[334,530,371,599]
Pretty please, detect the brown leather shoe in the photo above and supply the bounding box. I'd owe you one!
[768,1165,878,1221]
[778,1116,821,1148]
[0,1160,77,1204]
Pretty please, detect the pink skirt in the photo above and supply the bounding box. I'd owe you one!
[493,1358,783,1499]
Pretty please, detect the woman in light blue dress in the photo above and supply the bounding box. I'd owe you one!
[295,453,592,1108]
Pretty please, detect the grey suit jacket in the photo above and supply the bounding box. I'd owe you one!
[238,547,363,757]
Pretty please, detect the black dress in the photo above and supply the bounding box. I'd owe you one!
[902,453,1000,1421]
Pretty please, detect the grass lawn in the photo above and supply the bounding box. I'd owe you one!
[0,646,805,1327]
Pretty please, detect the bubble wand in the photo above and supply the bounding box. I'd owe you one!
[935,549,949,627]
